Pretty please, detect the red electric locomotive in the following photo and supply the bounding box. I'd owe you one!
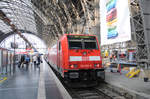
[47,34,105,82]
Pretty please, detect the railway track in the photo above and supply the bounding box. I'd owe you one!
[67,84,126,99]
[47,61,130,99]
[69,88,112,99]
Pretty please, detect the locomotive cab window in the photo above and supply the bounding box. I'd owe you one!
[69,41,82,49]
[67,35,98,49]
[84,41,98,49]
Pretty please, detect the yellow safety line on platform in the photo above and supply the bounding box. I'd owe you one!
[0,77,7,83]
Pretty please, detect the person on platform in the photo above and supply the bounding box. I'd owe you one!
[33,55,37,66]
[37,54,42,67]
[18,55,25,68]
[25,54,30,69]
[110,55,113,62]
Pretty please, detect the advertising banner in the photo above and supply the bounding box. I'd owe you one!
[100,0,131,45]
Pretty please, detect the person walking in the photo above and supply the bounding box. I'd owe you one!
[37,54,42,67]
[25,54,30,69]
[18,55,25,68]
[33,55,37,66]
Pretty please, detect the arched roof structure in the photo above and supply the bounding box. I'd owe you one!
[0,0,99,47]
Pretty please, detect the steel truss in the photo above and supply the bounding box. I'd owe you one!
[130,0,150,69]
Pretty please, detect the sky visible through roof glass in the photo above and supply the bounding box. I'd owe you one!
[0,0,37,34]
[0,33,47,54]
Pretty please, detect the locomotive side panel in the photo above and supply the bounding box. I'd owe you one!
[48,35,68,76]
[61,36,69,72]
[56,35,69,77]
[57,40,62,74]
[48,44,58,71]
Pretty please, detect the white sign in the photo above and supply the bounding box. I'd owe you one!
[100,0,131,45]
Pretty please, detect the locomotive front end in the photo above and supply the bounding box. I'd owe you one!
[64,35,105,81]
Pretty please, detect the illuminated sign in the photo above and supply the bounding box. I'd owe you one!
[67,35,96,39]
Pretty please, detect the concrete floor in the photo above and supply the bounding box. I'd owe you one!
[0,61,66,99]
[0,64,40,99]
[105,68,150,99]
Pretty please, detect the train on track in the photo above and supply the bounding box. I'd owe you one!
[0,48,15,73]
[46,34,105,85]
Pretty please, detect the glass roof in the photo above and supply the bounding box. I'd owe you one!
[0,19,12,33]
[0,0,37,35]
[0,33,47,54]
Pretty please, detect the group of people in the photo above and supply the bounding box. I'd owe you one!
[33,54,42,66]
[18,54,42,69]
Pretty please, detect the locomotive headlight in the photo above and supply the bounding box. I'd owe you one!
[94,64,100,68]
[70,65,74,68]
[69,64,78,68]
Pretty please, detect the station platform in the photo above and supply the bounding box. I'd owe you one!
[0,59,71,99]
[105,68,150,99]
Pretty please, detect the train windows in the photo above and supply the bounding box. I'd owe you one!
[69,41,82,49]
[68,35,98,49]
[59,42,61,50]
[67,35,96,40]
[84,42,98,49]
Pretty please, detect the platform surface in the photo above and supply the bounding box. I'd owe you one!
[105,68,150,99]
[0,59,71,99]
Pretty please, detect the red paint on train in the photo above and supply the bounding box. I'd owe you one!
[47,34,105,81]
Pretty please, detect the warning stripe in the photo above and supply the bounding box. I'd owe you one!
[69,56,82,61]
[69,56,101,61]
[89,56,101,61]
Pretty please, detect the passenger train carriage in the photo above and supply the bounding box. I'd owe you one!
[47,34,105,82]
[0,48,14,74]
